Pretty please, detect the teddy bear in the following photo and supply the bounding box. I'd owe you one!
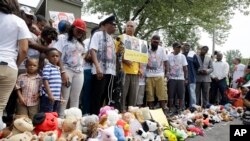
[128,106,144,123]
[194,119,204,129]
[81,114,99,138]
[1,131,37,141]
[38,131,58,141]
[33,112,61,137]
[64,107,83,131]
[66,130,87,141]
[107,110,120,127]
[60,117,78,139]
[0,116,35,139]
[11,116,34,135]
[220,110,234,121]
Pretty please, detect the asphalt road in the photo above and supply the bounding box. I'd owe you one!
[186,118,242,141]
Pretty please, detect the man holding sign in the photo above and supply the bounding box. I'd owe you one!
[116,21,142,112]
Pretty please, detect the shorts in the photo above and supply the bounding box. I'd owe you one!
[168,79,185,100]
[146,77,167,102]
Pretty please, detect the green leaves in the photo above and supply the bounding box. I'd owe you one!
[224,49,243,70]
[83,0,250,46]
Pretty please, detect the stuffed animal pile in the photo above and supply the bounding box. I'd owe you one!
[0,104,243,141]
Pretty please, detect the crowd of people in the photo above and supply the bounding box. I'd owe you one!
[1,0,250,131]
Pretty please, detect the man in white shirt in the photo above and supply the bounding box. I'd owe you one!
[210,53,229,105]
[168,42,188,114]
[146,35,168,113]
[232,58,246,88]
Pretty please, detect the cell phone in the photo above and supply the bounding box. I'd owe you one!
[65,81,71,88]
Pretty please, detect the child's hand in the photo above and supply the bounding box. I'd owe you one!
[32,94,40,101]
[19,97,26,105]
[48,95,55,103]
[60,97,66,104]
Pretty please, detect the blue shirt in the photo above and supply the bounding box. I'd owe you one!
[183,51,200,83]
[41,63,62,100]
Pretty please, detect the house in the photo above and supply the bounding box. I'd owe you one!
[19,0,98,37]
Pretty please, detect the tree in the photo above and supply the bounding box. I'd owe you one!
[224,49,242,73]
[82,0,250,45]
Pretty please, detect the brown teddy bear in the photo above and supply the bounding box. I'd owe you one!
[66,130,87,141]
[81,115,99,138]
[61,117,77,138]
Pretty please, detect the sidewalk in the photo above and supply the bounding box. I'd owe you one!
[186,118,242,141]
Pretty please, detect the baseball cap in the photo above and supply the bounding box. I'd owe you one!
[20,6,34,16]
[101,15,116,25]
[172,42,182,48]
[72,18,86,32]
[58,20,71,33]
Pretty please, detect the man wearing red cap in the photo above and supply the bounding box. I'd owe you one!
[54,18,87,117]
[89,15,117,115]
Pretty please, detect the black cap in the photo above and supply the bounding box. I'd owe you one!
[32,112,46,126]
[172,42,182,48]
[101,15,116,25]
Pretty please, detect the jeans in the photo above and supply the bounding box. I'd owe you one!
[40,95,60,113]
[189,83,196,107]
[80,69,93,114]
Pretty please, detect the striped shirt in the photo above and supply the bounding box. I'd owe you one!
[16,73,42,106]
[41,63,62,100]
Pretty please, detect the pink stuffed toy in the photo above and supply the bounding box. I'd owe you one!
[187,127,204,136]
[99,106,114,118]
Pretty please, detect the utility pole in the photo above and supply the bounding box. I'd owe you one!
[212,30,216,60]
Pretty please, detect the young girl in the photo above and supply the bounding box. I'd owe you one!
[40,48,63,112]
[16,58,41,120]
[54,19,86,117]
